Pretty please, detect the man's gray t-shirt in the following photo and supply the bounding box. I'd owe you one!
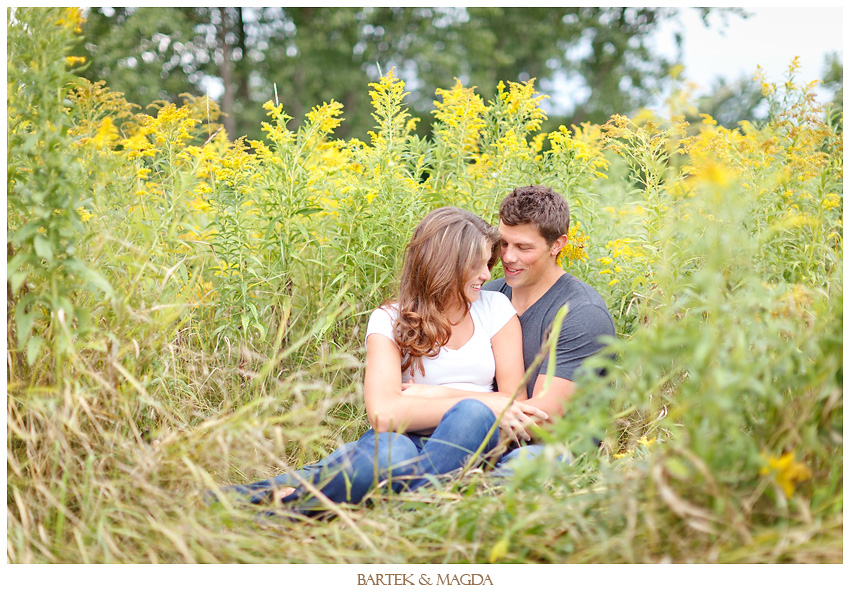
[483,274,616,398]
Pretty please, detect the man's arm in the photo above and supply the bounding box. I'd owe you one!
[525,375,576,419]
[524,303,615,420]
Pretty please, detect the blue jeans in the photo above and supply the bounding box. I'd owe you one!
[214,399,505,515]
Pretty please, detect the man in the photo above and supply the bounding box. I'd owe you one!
[484,185,616,446]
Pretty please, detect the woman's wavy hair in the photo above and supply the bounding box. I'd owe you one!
[392,207,500,375]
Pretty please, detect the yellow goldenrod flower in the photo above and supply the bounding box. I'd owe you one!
[637,436,656,447]
[759,451,811,498]
[306,101,345,135]
[92,116,119,149]
[56,8,85,33]
[822,194,841,210]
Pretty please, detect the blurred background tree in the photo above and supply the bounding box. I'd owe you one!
[693,75,767,129]
[820,51,843,131]
[76,7,756,140]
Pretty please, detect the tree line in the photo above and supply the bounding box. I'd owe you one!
[77,7,821,141]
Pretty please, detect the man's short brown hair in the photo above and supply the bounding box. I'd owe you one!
[499,185,570,244]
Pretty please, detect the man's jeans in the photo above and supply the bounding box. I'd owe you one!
[213,399,552,514]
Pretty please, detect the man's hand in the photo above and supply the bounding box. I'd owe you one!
[477,394,548,442]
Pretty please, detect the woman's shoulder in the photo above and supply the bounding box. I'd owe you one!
[366,303,400,340]
[476,290,515,312]
[473,291,517,336]
[369,302,399,322]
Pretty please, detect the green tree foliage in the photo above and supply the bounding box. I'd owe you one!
[820,51,842,130]
[75,7,743,140]
[694,75,767,129]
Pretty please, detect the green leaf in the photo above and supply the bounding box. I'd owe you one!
[9,270,28,295]
[15,295,38,350]
[251,322,267,341]
[33,235,53,263]
[12,221,42,243]
[22,134,38,153]
[67,260,114,297]
[26,334,44,367]
[7,251,28,276]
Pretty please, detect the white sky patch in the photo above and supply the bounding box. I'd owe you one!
[652,7,842,100]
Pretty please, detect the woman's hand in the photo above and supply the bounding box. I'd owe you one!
[477,394,548,442]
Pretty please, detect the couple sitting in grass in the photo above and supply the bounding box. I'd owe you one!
[208,185,615,516]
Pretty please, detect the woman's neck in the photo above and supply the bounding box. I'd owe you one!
[444,301,468,326]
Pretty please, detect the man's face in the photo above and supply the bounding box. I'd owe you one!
[498,222,555,290]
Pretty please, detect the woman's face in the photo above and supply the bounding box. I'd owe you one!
[463,243,492,303]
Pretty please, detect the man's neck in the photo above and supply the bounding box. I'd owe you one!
[510,267,566,315]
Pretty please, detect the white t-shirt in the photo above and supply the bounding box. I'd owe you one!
[365,290,517,393]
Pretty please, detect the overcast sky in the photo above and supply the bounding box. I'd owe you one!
[654,6,843,97]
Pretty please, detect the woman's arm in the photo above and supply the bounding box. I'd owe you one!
[394,315,547,440]
[490,314,526,399]
[364,334,476,433]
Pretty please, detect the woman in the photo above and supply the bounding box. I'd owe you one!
[212,207,547,515]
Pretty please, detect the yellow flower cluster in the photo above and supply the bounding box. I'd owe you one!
[556,222,588,267]
[548,124,609,179]
[123,104,199,159]
[306,101,345,136]
[605,238,647,261]
[821,194,841,210]
[433,79,487,155]
[759,451,811,498]
[91,117,119,149]
[612,435,657,459]
[56,7,84,34]
[496,79,548,134]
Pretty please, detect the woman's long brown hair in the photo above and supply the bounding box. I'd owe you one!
[391,207,500,375]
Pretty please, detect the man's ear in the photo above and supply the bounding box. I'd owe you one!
[549,234,569,257]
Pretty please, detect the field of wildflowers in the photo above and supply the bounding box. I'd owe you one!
[7,8,843,563]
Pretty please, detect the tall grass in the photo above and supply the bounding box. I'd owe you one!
[7,8,842,563]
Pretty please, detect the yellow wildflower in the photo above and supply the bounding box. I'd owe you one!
[56,8,85,34]
[433,79,487,155]
[306,101,345,135]
[759,451,811,498]
[65,56,86,67]
[92,116,119,149]
[637,436,656,447]
[556,222,588,267]
[822,194,841,210]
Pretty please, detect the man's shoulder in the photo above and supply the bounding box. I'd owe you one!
[539,274,615,330]
[547,274,605,307]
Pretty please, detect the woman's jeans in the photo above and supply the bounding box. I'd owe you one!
[215,399,541,514]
